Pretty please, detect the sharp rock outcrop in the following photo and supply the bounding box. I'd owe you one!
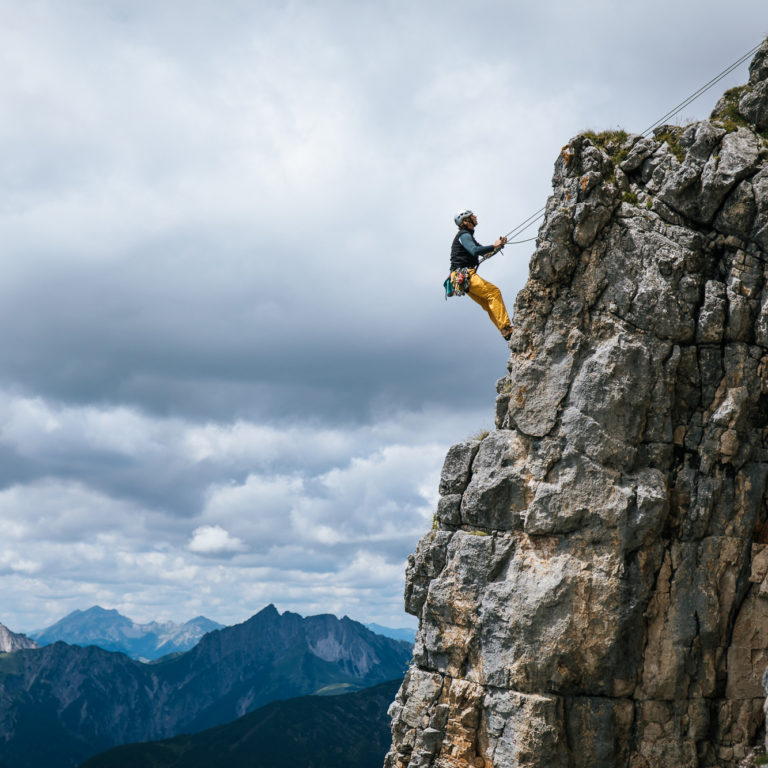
[386,39,768,768]
[0,622,38,653]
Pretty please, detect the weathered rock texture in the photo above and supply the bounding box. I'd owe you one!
[0,622,37,653]
[386,40,768,768]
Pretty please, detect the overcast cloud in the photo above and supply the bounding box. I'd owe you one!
[1,0,766,632]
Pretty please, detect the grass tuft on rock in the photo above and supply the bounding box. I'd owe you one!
[583,129,630,166]
[654,126,686,162]
[622,191,638,205]
[711,85,750,132]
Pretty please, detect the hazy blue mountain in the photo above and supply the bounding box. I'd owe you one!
[31,606,223,660]
[78,679,401,768]
[365,622,416,644]
[0,605,412,768]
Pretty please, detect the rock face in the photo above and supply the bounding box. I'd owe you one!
[386,40,768,768]
[0,622,38,653]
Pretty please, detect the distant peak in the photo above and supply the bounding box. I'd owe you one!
[83,606,120,615]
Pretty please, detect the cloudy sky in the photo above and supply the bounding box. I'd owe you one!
[1,0,765,633]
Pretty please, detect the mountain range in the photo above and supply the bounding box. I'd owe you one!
[30,606,223,660]
[79,678,401,768]
[19,606,415,660]
[0,605,412,768]
[365,623,416,644]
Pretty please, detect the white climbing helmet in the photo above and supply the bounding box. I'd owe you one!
[454,209,474,227]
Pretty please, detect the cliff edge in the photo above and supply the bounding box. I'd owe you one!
[386,39,768,768]
[0,622,37,653]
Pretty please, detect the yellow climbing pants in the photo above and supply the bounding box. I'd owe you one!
[456,269,511,335]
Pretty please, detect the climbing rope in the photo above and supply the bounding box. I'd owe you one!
[506,235,538,244]
[641,41,762,136]
[504,207,546,241]
[493,39,763,252]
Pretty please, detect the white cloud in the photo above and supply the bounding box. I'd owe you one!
[188,525,248,555]
[0,395,178,458]
[0,391,452,631]
[0,480,147,542]
[0,551,41,576]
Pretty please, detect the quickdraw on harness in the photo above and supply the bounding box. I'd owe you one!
[443,267,471,300]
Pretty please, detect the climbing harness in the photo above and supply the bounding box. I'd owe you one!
[444,268,472,300]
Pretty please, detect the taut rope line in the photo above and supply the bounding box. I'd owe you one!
[495,39,763,250]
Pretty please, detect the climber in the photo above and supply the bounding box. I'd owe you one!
[449,210,513,340]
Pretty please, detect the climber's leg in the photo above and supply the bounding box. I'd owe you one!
[467,271,511,334]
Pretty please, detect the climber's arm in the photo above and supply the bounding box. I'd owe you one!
[458,232,495,259]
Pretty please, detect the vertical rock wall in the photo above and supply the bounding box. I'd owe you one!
[386,40,768,768]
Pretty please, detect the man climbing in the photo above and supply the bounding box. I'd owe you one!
[449,209,513,340]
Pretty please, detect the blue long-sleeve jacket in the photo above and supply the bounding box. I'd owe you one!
[450,229,495,271]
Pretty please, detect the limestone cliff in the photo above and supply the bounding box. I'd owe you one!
[386,40,768,768]
[0,622,37,653]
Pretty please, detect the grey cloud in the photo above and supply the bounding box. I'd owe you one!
[4,0,757,425]
[0,391,478,518]
[0,233,510,423]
